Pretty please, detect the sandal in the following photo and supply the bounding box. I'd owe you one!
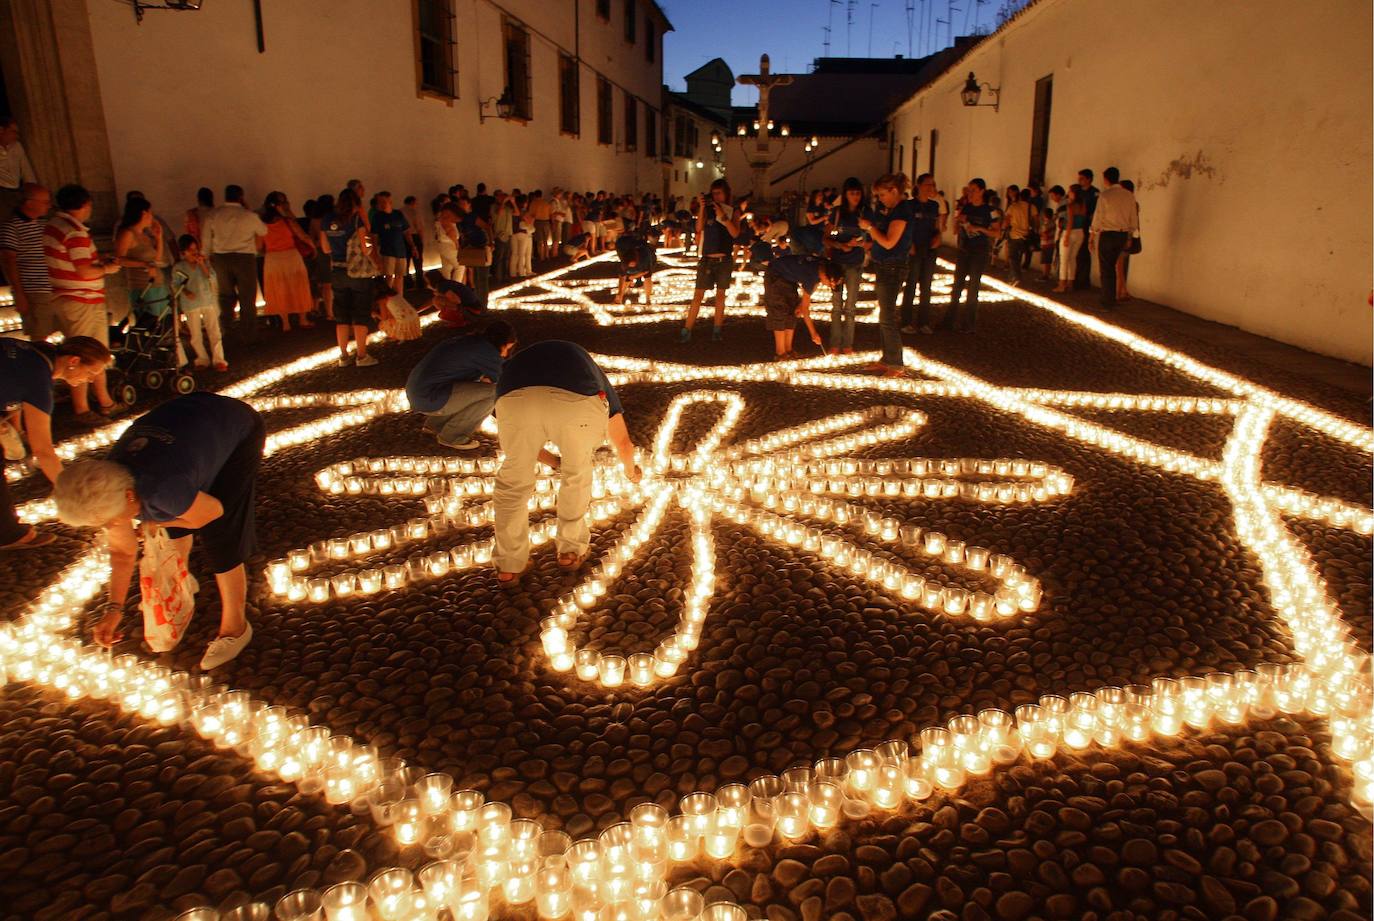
[557,551,588,570]
[1,527,55,550]
[496,560,533,588]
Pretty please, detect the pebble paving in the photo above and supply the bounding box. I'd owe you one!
[0,259,1369,919]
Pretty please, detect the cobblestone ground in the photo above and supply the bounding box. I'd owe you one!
[1,259,1370,920]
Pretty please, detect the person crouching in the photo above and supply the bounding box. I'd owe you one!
[762,254,840,360]
[53,392,264,669]
[405,320,518,450]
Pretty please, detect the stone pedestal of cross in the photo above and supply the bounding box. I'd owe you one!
[737,54,793,205]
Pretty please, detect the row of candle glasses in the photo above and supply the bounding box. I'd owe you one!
[722,405,912,463]
[710,494,1041,621]
[735,460,1074,505]
[647,392,745,476]
[539,486,712,687]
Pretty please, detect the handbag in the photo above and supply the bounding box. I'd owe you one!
[1128,234,1142,255]
[379,295,422,341]
[458,246,492,267]
[139,526,198,652]
[346,224,379,279]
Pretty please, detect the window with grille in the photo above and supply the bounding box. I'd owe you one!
[559,54,580,135]
[596,0,610,20]
[624,0,636,43]
[597,76,613,145]
[645,21,655,62]
[623,91,637,151]
[687,120,698,158]
[673,115,686,157]
[416,0,456,97]
[645,108,657,157]
[503,18,532,120]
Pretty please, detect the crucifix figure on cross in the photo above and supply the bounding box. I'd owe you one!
[737,53,794,201]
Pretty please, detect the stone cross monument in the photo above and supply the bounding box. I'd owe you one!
[736,54,793,203]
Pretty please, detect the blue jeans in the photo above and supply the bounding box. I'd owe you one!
[829,264,861,350]
[900,247,938,327]
[871,260,907,366]
[941,247,990,331]
[424,381,496,444]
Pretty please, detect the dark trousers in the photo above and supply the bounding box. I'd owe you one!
[409,240,425,287]
[1007,237,1031,284]
[941,247,990,331]
[470,265,491,305]
[1097,231,1129,306]
[900,246,938,327]
[492,238,511,284]
[211,253,259,340]
[871,261,907,366]
[1073,236,1093,289]
[0,457,27,545]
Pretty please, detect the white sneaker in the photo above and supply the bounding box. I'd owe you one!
[438,437,481,450]
[338,356,354,367]
[0,420,25,461]
[200,620,252,669]
[355,354,378,367]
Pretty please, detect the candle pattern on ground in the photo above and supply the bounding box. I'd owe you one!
[0,253,1370,919]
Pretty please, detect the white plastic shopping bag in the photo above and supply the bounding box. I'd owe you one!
[139,525,198,652]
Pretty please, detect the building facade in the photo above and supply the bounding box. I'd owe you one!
[887,0,1373,365]
[662,88,727,203]
[0,0,672,227]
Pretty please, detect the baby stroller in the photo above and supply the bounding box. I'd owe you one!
[108,279,196,405]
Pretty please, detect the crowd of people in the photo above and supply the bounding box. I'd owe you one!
[0,134,1141,666]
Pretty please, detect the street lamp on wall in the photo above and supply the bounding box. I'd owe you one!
[961,72,1000,112]
[479,88,515,123]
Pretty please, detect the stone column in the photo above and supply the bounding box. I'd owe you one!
[0,0,118,230]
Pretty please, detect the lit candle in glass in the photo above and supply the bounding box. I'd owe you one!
[535,865,572,919]
[598,655,626,687]
[665,815,696,862]
[845,750,878,793]
[393,799,425,846]
[1150,678,1184,736]
[808,781,843,828]
[704,813,738,858]
[449,788,484,832]
[367,868,414,921]
[660,887,704,921]
[417,773,453,815]
[773,792,810,839]
[678,792,716,835]
[629,803,668,848]
[321,881,369,921]
[1062,692,1098,749]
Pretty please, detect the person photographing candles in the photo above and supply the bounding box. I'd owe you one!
[492,341,641,587]
[0,336,113,550]
[53,392,265,669]
[613,232,657,306]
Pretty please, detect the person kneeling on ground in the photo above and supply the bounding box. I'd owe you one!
[54,392,264,669]
[763,254,838,360]
[492,341,642,587]
[405,320,518,450]
[561,232,591,263]
[614,234,657,305]
[427,273,487,330]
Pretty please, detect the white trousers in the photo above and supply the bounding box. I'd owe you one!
[509,233,533,277]
[493,386,608,572]
[184,307,224,366]
[1058,229,1084,282]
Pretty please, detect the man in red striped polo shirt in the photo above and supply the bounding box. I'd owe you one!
[44,184,124,424]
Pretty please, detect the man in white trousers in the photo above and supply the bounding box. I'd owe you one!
[493,340,641,586]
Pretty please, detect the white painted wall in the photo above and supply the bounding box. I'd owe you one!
[889,0,1374,365]
[85,0,667,211]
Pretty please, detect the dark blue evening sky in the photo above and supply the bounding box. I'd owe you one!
[659,0,1024,103]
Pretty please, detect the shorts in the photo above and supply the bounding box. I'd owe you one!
[309,251,333,286]
[619,252,657,276]
[762,273,801,331]
[167,411,265,573]
[380,255,408,278]
[330,267,375,327]
[51,295,110,345]
[585,220,602,240]
[21,291,56,339]
[694,256,733,293]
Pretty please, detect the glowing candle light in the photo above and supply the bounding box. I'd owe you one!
[773,791,810,839]
[321,881,369,921]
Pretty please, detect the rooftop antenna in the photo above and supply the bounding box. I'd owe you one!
[867,2,879,56]
[825,0,841,57]
[973,0,987,32]
[846,0,857,55]
[936,14,948,49]
[947,1,960,45]
[822,24,832,56]
[905,0,915,57]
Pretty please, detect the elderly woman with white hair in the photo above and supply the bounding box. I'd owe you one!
[54,392,265,669]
